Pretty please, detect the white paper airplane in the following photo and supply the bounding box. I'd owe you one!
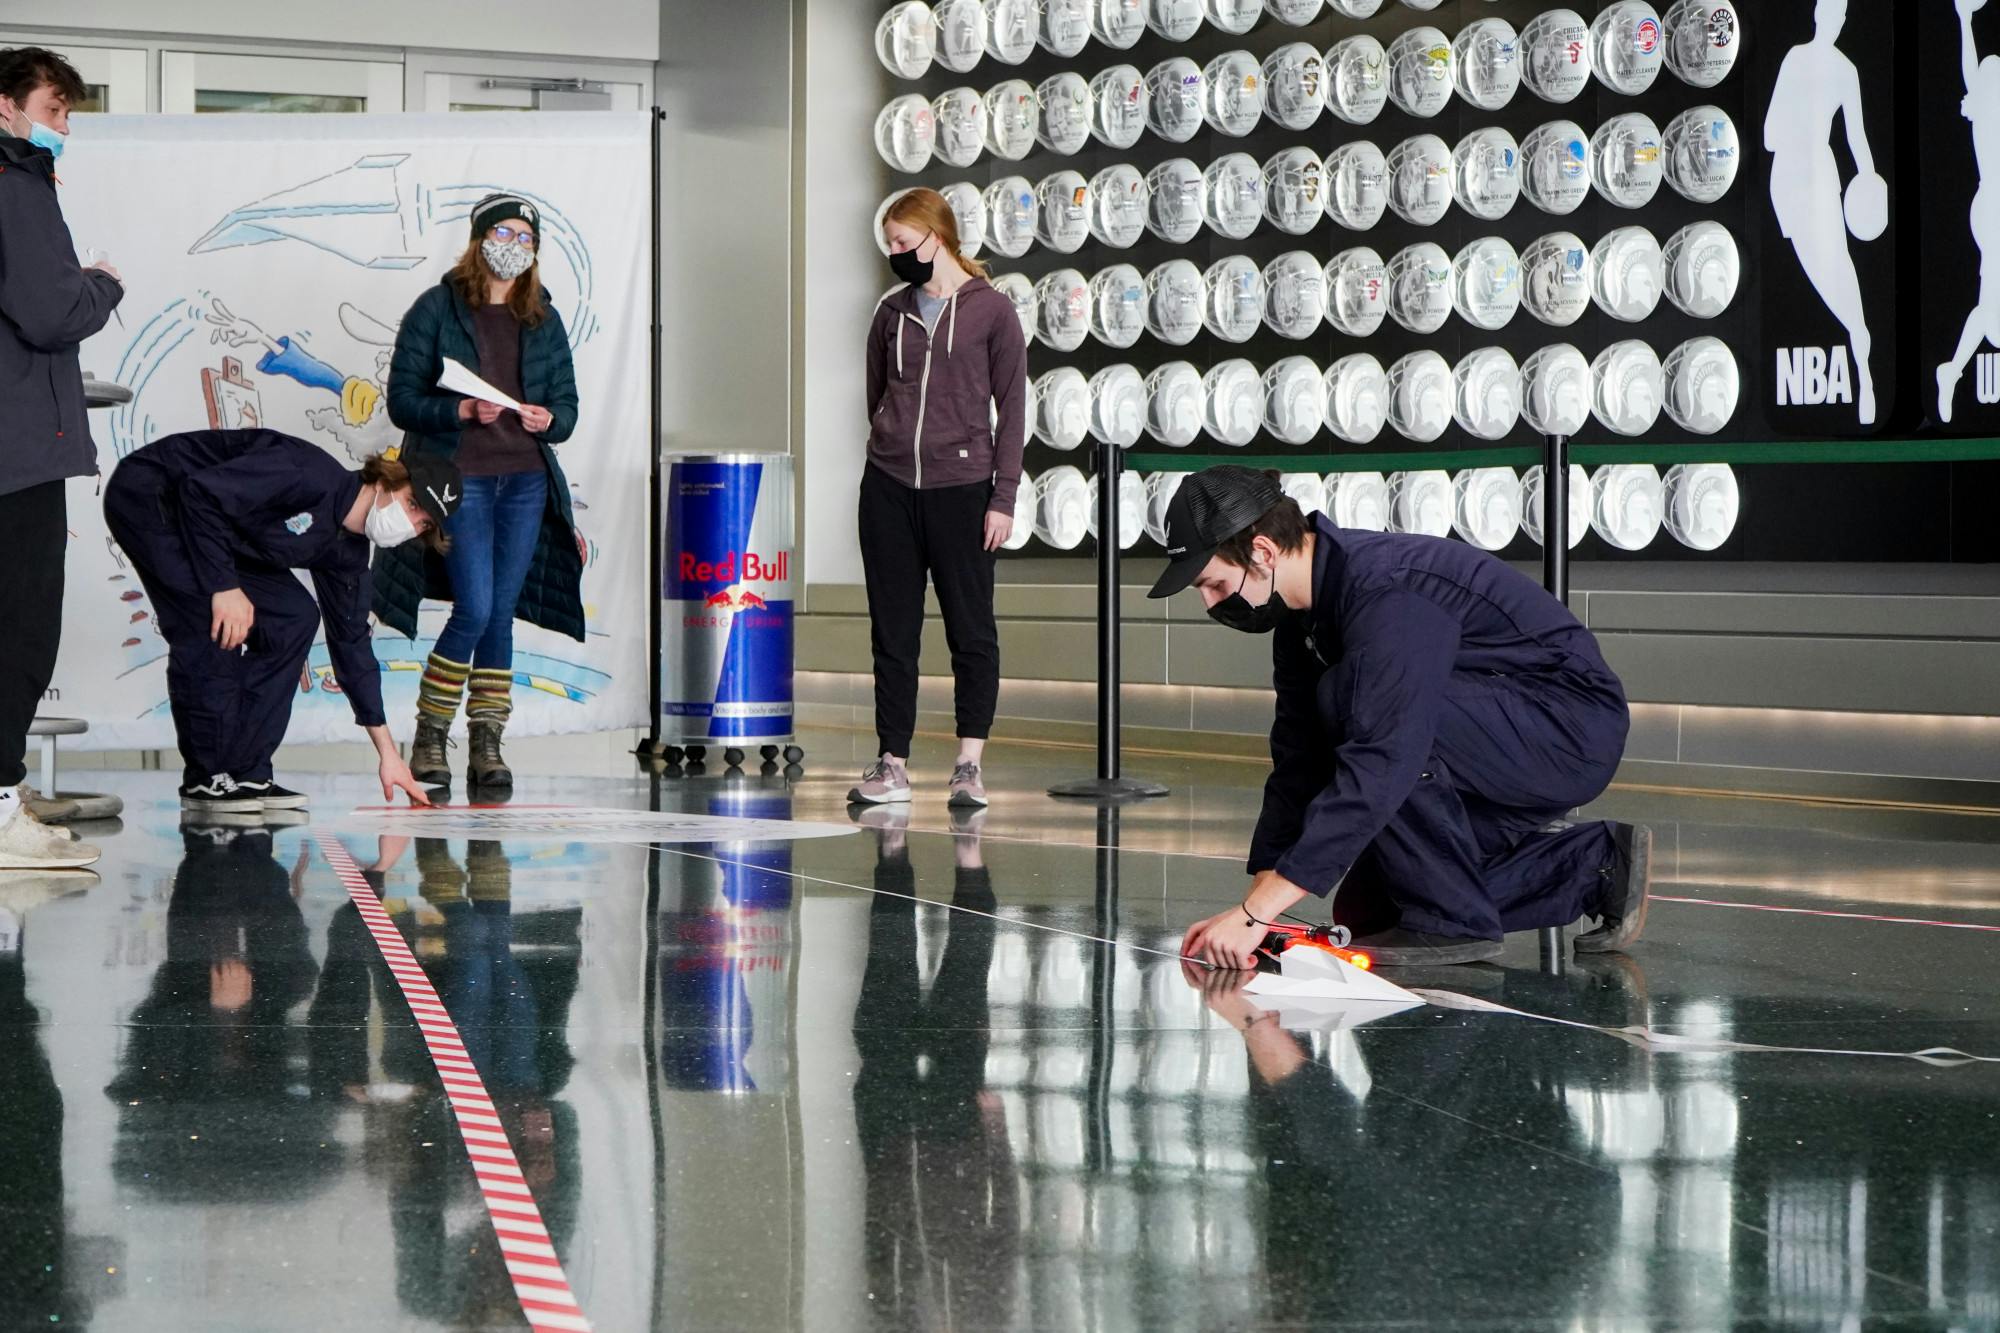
[1242,945,1425,1006]
[438,356,524,413]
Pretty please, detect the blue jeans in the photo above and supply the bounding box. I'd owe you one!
[433,470,548,668]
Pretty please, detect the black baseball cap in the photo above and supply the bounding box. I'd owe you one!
[1147,466,1286,599]
[401,450,465,527]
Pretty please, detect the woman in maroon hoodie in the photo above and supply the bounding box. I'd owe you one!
[849,188,1027,811]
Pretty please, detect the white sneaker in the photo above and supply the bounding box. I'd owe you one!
[0,810,101,870]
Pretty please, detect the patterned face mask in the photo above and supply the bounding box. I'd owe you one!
[482,238,535,281]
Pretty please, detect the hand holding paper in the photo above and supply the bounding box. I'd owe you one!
[438,356,524,413]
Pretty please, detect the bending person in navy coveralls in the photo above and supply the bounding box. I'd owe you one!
[102,430,457,816]
[1160,467,1652,969]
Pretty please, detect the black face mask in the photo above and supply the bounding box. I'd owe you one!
[1206,561,1291,634]
[889,232,936,286]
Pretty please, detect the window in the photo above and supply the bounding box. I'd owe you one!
[0,40,146,113]
[162,51,402,114]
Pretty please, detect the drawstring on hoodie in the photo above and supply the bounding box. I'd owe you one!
[895,319,905,376]
[947,290,959,359]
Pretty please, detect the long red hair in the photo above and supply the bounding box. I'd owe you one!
[884,187,990,280]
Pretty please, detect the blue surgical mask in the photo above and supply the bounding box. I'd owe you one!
[29,120,63,159]
[14,112,63,160]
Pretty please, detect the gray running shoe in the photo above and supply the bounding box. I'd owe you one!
[947,761,989,808]
[847,757,911,804]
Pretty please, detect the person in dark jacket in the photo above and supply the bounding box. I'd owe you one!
[849,187,1027,811]
[381,192,582,793]
[1163,467,1652,968]
[0,47,123,870]
[101,430,451,814]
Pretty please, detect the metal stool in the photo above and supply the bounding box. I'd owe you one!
[26,717,124,822]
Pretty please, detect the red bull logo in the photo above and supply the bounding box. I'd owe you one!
[698,587,773,612]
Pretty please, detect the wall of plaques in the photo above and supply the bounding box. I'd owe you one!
[867,1,1996,566]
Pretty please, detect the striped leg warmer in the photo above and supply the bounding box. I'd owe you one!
[467,667,515,723]
[418,651,471,724]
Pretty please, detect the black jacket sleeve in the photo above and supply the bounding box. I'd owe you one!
[538,307,580,445]
[310,564,386,728]
[1270,583,1463,896]
[0,171,122,351]
[386,288,464,440]
[1247,619,1338,877]
[176,449,318,596]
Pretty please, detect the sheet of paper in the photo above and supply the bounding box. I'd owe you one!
[437,355,523,412]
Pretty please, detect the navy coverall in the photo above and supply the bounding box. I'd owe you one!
[102,430,386,787]
[1250,515,1631,941]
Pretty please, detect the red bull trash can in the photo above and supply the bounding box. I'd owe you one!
[661,453,804,769]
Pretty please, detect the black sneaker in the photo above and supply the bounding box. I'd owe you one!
[1575,822,1652,955]
[180,775,265,815]
[236,780,310,811]
[1347,927,1505,967]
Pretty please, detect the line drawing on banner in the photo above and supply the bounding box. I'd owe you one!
[95,161,611,726]
[1939,0,2000,423]
[1763,0,1886,425]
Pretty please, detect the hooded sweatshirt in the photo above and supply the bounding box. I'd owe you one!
[864,276,1028,517]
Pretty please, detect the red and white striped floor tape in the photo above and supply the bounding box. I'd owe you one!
[314,832,592,1333]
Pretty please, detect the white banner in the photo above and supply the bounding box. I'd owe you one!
[55,112,653,749]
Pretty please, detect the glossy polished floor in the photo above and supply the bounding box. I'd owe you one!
[4,728,1998,1331]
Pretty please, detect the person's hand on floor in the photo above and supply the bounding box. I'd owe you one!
[1182,905,1268,970]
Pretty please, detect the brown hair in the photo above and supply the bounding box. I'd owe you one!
[447,223,549,328]
[1214,483,1312,569]
[0,47,87,109]
[884,187,991,281]
[361,453,450,554]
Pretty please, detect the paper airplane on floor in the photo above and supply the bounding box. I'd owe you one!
[438,356,524,412]
[1243,946,1423,1006]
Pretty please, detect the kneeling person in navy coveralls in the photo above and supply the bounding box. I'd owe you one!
[103,430,455,816]
[1165,467,1652,968]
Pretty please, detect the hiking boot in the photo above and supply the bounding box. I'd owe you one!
[0,809,101,870]
[411,717,454,788]
[236,780,310,812]
[1347,927,1505,967]
[1575,822,1652,955]
[467,720,513,789]
[847,757,910,805]
[947,761,989,808]
[180,775,265,816]
[19,785,81,825]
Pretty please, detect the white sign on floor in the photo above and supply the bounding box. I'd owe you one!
[331,805,858,844]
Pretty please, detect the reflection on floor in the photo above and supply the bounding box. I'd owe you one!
[2,728,1997,1330]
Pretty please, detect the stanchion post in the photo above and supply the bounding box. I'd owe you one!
[1048,439,1169,802]
[641,107,667,759]
[1540,434,1570,976]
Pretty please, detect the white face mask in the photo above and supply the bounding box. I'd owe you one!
[482,238,535,282]
[365,495,420,549]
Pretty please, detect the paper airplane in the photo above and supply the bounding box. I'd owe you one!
[190,154,424,270]
[1243,946,1423,1005]
[438,356,523,413]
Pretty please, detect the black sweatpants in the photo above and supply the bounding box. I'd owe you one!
[0,481,67,789]
[858,464,1000,757]
[103,462,321,788]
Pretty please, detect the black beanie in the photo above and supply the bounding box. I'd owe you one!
[471,192,539,239]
